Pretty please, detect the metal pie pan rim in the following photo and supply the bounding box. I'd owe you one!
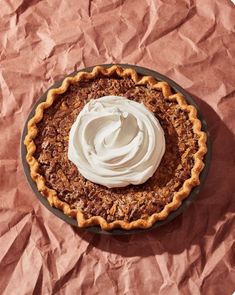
[21,63,211,235]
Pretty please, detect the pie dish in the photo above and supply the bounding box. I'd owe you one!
[24,65,207,230]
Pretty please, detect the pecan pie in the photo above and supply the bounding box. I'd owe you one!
[24,65,207,230]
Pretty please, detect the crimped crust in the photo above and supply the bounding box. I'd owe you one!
[24,65,207,230]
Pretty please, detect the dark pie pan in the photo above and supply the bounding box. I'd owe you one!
[21,64,211,235]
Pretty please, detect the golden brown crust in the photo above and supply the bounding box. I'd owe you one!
[24,65,207,230]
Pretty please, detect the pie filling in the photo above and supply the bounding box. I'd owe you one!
[34,77,198,223]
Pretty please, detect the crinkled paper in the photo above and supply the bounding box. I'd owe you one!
[0,0,235,294]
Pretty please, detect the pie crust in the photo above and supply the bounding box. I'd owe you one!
[24,65,207,230]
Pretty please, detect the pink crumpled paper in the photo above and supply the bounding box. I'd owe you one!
[0,0,235,294]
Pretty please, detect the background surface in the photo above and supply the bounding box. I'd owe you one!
[1,0,235,294]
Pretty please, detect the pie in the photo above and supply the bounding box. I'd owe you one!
[24,65,207,230]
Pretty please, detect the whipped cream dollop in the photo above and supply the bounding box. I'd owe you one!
[68,96,165,188]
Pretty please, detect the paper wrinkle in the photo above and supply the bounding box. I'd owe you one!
[1,0,235,293]
[141,5,197,48]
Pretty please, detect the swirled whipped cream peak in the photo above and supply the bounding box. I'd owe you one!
[68,96,166,188]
